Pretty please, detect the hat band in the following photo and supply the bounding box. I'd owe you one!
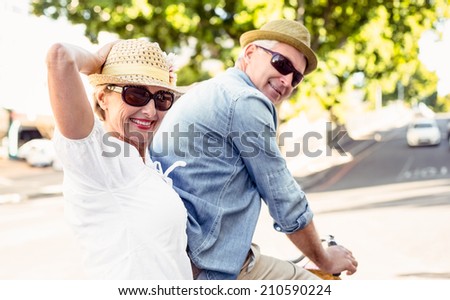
[102,64,169,84]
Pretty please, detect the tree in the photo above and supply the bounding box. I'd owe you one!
[31,0,450,123]
[286,0,449,123]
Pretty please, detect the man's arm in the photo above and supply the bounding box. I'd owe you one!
[287,220,358,275]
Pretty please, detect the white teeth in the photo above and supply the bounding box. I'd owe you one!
[131,118,151,126]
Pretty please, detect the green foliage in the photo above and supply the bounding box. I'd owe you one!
[295,0,449,122]
[30,0,450,123]
[437,94,450,112]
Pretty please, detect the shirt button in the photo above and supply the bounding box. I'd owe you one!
[275,226,281,231]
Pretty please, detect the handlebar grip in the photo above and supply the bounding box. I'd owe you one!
[328,240,337,247]
[327,238,341,277]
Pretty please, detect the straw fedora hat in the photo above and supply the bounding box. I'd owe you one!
[89,39,186,95]
[239,19,318,75]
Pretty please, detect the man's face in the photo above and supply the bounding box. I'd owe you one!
[245,43,307,105]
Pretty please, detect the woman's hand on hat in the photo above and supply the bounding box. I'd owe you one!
[84,40,121,76]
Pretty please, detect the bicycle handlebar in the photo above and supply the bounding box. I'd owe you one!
[326,235,341,277]
[291,234,341,277]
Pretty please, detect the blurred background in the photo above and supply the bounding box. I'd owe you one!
[1,0,449,280]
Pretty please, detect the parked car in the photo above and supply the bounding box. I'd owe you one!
[406,119,441,147]
[16,138,62,170]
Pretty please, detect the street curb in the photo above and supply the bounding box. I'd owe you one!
[296,135,377,191]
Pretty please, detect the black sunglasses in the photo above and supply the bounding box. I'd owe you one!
[256,45,304,87]
[106,85,174,111]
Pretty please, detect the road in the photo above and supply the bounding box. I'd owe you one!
[0,159,63,202]
[309,118,450,192]
[253,118,450,280]
[0,197,85,279]
[1,118,449,279]
[0,160,85,279]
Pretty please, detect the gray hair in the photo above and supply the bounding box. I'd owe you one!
[235,40,279,66]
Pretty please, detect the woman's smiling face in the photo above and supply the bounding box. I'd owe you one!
[99,85,169,148]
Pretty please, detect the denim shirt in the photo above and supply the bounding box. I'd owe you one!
[151,67,313,279]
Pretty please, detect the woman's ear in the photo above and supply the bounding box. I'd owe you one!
[96,88,108,110]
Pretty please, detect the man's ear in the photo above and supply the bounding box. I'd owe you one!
[244,44,258,62]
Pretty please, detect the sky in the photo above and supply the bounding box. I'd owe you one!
[419,19,450,97]
[0,0,116,117]
[0,0,449,117]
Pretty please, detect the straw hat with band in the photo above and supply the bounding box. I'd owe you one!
[239,19,318,75]
[88,39,186,96]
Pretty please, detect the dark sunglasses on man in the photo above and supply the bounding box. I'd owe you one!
[106,85,174,111]
[256,45,304,87]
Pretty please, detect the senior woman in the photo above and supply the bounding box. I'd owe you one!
[46,39,192,279]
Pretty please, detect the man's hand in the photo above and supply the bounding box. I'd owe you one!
[322,244,358,276]
[287,221,358,276]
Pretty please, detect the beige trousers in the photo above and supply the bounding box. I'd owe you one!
[237,244,320,280]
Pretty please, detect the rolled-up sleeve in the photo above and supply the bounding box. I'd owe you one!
[231,93,313,233]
